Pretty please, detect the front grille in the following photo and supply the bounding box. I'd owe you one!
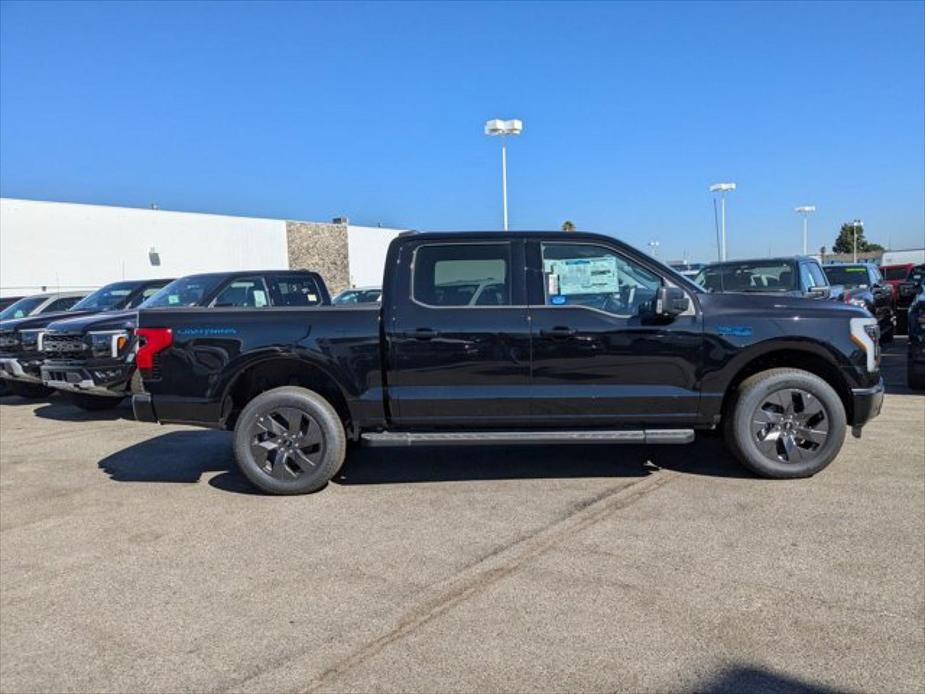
[42,333,87,356]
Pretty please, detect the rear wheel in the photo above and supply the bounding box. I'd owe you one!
[67,392,124,410]
[232,386,346,495]
[724,368,846,479]
[8,381,53,399]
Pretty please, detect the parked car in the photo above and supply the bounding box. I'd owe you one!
[0,292,88,396]
[40,270,331,410]
[880,263,916,303]
[907,286,925,390]
[694,257,835,299]
[333,287,382,305]
[822,264,895,343]
[0,278,171,398]
[131,231,883,495]
[895,264,925,334]
[0,291,88,321]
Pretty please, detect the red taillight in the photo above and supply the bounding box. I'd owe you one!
[136,328,173,371]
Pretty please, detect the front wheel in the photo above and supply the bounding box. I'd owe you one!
[724,368,847,479]
[67,392,124,410]
[232,386,346,495]
[8,381,53,399]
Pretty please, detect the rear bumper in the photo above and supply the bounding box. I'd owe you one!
[0,357,43,383]
[41,362,132,398]
[132,393,157,423]
[851,379,885,428]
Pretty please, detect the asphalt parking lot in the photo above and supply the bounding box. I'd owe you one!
[1,341,923,694]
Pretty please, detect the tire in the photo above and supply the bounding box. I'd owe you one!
[67,392,124,410]
[724,368,847,479]
[8,381,53,399]
[232,386,346,495]
[0,381,9,397]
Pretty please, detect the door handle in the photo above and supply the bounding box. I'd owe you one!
[400,328,439,340]
[540,326,577,338]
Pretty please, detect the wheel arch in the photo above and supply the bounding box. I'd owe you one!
[221,355,354,432]
[718,344,854,423]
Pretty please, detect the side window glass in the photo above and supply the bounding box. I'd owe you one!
[127,284,168,308]
[412,244,511,307]
[45,297,81,312]
[212,278,270,308]
[807,263,828,288]
[267,276,322,307]
[800,264,818,289]
[542,243,662,317]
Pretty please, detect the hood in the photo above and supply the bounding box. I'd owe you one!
[0,309,99,333]
[699,290,867,319]
[44,310,137,334]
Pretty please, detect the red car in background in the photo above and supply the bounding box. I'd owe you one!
[881,263,917,302]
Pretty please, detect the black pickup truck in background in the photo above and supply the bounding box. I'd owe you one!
[0,279,172,398]
[40,270,330,410]
[132,231,884,495]
[694,256,839,299]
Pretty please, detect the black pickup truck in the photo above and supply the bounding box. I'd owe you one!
[133,231,884,494]
[40,270,330,410]
[0,279,171,398]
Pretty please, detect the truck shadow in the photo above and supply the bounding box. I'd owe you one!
[97,430,753,495]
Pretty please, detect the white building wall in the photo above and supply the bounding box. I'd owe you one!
[346,224,405,288]
[0,198,289,297]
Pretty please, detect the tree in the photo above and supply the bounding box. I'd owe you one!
[561,220,576,232]
[833,223,882,254]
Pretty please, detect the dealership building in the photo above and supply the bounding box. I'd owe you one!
[0,198,404,298]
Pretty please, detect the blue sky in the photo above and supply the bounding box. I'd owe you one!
[1,1,923,261]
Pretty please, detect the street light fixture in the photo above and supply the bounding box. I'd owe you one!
[709,182,736,261]
[794,205,816,255]
[484,118,523,231]
[852,219,863,263]
[648,240,660,258]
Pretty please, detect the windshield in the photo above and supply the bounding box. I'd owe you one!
[823,266,870,288]
[70,282,138,311]
[333,289,382,305]
[695,261,797,293]
[882,266,911,281]
[141,275,224,308]
[0,296,45,320]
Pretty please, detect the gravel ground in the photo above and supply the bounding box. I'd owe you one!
[1,340,922,693]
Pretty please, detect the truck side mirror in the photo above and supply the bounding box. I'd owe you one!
[808,287,830,299]
[655,286,689,318]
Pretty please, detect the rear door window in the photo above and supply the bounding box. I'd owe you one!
[266,275,323,307]
[412,244,511,307]
[211,277,270,308]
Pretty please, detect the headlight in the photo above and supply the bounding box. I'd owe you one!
[19,329,45,352]
[88,330,130,358]
[847,298,868,310]
[850,317,880,372]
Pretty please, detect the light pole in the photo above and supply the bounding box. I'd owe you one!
[710,182,736,261]
[852,219,863,263]
[648,240,660,258]
[794,205,816,255]
[484,119,523,231]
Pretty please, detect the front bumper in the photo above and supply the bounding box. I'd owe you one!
[41,362,132,398]
[851,379,885,428]
[0,356,44,383]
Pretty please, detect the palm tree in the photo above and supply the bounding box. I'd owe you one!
[561,220,576,232]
